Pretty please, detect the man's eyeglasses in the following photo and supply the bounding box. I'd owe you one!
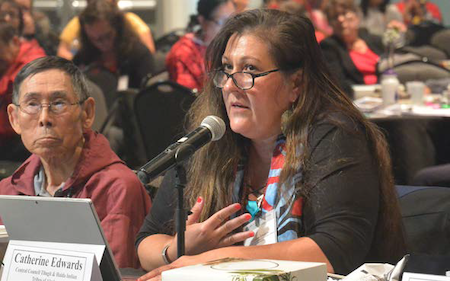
[14,99,86,115]
[213,69,280,90]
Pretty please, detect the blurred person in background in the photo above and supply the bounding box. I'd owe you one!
[57,0,155,60]
[13,0,59,55]
[0,0,22,33]
[394,0,441,26]
[165,0,235,92]
[232,0,249,13]
[0,23,44,161]
[268,0,332,37]
[73,0,154,90]
[320,0,384,97]
[393,0,443,46]
[264,0,282,9]
[0,0,47,53]
[279,0,326,42]
[359,0,404,37]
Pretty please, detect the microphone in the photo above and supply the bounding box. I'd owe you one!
[137,115,226,184]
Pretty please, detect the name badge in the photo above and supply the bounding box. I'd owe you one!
[117,75,129,91]
[243,210,277,246]
[1,241,102,281]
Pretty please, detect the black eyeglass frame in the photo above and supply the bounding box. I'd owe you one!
[213,69,280,90]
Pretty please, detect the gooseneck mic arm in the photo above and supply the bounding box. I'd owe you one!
[174,164,186,258]
[137,115,226,185]
[137,116,226,259]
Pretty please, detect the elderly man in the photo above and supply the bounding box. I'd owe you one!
[0,56,152,269]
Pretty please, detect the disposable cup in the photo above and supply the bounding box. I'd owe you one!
[406,81,425,106]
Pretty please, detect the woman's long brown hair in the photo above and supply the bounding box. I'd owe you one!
[184,9,406,263]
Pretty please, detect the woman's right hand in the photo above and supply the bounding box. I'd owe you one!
[166,197,254,261]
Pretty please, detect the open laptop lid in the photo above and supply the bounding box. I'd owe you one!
[0,195,121,281]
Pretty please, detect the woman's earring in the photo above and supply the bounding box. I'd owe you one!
[281,103,295,135]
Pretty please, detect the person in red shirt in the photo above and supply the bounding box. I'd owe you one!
[165,0,235,93]
[0,0,50,53]
[320,0,384,97]
[395,0,442,25]
[0,23,45,161]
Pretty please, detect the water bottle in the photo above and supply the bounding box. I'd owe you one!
[381,69,399,107]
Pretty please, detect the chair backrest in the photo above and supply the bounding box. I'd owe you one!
[402,45,448,61]
[396,185,450,256]
[134,81,196,161]
[86,80,108,132]
[99,89,148,169]
[154,29,186,53]
[152,50,168,76]
[405,22,445,47]
[431,28,450,58]
[0,161,22,180]
[393,61,450,84]
[143,71,169,88]
[84,66,119,109]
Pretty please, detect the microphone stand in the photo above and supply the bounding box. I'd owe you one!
[174,163,186,258]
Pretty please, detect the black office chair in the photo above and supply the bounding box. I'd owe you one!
[134,81,196,162]
[393,60,450,84]
[86,80,108,132]
[431,28,450,58]
[97,89,148,169]
[396,185,450,256]
[142,71,169,89]
[401,45,448,61]
[154,29,186,53]
[84,66,119,109]
[405,21,445,47]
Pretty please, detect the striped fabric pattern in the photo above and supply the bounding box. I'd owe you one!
[233,135,304,243]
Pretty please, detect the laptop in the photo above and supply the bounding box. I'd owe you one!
[0,195,122,281]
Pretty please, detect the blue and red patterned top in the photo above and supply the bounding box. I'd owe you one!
[233,135,304,242]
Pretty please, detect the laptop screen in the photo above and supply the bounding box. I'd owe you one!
[0,195,121,281]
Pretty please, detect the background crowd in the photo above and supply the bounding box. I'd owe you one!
[0,0,449,278]
[1,0,449,161]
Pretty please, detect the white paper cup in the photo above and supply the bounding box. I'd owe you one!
[406,81,425,105]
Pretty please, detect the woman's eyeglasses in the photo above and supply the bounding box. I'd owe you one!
[212,69,280,90]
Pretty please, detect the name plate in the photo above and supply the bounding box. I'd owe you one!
[1,241,103,281]
[403,272,450,281]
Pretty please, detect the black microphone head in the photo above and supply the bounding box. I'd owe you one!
[201,116,226,141]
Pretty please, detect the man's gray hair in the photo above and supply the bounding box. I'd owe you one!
[12,56,90,104]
